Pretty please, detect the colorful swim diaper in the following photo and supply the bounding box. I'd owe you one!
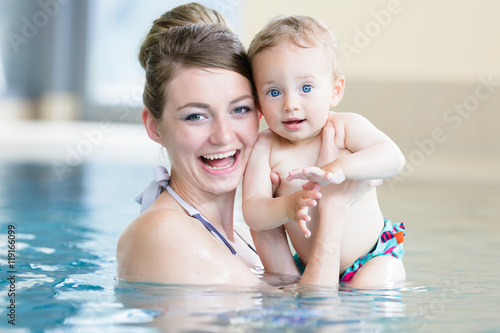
[293,218,405,281]
[340,218,405,282]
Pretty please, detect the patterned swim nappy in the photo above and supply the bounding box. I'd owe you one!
[340,218,405,282]
[292,218,405,280]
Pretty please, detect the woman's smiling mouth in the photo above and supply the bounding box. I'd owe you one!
[200,150,238,170]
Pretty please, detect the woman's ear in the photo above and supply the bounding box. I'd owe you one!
[142,108,163,144]
[330,76,345,108]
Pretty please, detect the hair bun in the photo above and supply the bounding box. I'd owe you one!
[139,3,231,69]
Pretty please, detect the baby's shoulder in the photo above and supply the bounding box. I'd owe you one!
[328,112,368,125]
[256,128,274,141]
[253,128,275,151]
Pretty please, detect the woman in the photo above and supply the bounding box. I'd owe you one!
[116,3,378,287]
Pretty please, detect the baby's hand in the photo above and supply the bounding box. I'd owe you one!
[287,167,345,189]
[289,189,322,238]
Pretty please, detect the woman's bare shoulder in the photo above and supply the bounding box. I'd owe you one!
[119,208,186,246]
[117,208,260,286]
[116,208,198,282]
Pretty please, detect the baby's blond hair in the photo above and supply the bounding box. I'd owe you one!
[248,15,342,80]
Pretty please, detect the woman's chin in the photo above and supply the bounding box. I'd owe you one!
[201,179,240,196]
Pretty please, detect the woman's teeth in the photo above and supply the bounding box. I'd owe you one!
[202,150,237,170]
[202,150,237,160]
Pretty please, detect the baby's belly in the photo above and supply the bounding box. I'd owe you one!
[286,188,385,274]
[338,190,385,272]
[274,172,308,198]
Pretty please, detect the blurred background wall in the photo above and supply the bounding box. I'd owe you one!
[241,0,500,186]
[1,0,499,184]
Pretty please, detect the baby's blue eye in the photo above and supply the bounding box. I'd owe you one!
[267,89,281,97]
[301,85,312,93]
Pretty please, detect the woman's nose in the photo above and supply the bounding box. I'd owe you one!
[209,118,232,145]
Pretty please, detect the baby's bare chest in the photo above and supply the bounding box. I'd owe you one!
[270,143,321,197]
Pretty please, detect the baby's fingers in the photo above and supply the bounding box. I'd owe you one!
[325,171,345,184]
[302,182,321,191]
[287,167,324,181]
[296,208,312,238]
[297,219,311,238]
[299,190,322,204]
[286,168,307,181]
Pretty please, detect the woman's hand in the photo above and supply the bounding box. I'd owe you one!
[270,171,281,196]
[320,177,382,208]
[317,121,340,167]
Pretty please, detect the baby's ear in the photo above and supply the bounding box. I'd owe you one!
[255,98,264,115]
[330,76,345,108]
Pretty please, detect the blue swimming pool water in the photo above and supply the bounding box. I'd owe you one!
[0,161,499,332]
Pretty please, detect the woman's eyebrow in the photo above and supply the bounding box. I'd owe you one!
[230,94,253,104]
[176,95,253,111]
[177,102,210,111]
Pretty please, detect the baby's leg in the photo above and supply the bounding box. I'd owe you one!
[348,256,406,289]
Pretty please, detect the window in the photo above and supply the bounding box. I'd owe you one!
[85,0,244,121]
[0,45,6,96]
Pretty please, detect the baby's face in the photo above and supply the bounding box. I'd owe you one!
[252,41,339,142]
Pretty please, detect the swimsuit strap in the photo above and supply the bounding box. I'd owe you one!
[165,185,237,255]
[135,166,170,213]
[136,166,257,256]
[235,230,258,255]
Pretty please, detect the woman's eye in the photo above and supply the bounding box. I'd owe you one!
[267,89,281,97]
[301,85,313,93]
[185,114,206,121]
[233,106,251,114]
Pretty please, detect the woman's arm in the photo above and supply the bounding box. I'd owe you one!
[298,122,382,287]
[117,183,376,288]
[249,171,301,277]
[299,178,380,286]
[250,226,300,277]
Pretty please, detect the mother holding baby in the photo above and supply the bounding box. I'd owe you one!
[117,2,403,288]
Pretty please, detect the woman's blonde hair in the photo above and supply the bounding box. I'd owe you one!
[248,15,342,80]
[138,2,254,119]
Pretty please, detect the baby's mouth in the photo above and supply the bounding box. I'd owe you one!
[283,119,305,125]
[282,118,306,130]
[200,150,238,170]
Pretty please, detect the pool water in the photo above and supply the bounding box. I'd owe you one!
[0,161,499,332]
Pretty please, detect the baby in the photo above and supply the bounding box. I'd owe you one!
[242,15,406,285]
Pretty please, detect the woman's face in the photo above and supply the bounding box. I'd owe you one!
[159,67,259,195]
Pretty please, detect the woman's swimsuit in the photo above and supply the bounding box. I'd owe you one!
[136,166,257,256]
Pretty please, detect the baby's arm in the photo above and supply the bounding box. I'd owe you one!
[291,113,405,183]
[330,112,405,179]
[242,130,320,237]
